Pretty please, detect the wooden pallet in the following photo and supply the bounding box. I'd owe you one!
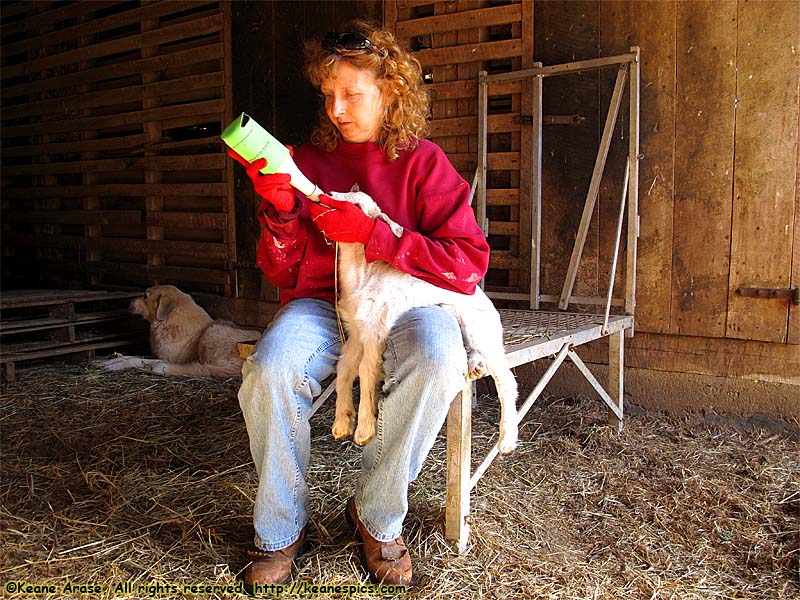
[0,2,234,295]
[0,289,148,381]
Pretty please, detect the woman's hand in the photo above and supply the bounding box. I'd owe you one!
[309,195,376,245]
[227,149,295,212]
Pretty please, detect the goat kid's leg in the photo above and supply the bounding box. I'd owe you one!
[333,337,362,440]
[353,339,383,446]
[490,361,519,454]
[447,307,489,381]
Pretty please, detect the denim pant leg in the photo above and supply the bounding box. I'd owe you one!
[355,305,467,542]
[238,298,341,551]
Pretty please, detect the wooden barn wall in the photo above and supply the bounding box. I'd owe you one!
[387,0,799,385]
[1,1,233,297]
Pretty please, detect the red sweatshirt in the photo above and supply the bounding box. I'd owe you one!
[255,139,489,306]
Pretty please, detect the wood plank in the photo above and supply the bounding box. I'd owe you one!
[0,2,119,39]
[429,113,520,137]
[2,44,224,100]
[0,134,146,158]
[489,253,520,270]
[487,189,520,206]
[488,222,519,236]
[581,330,800,384]
[2,183,226,200]
[598,2,631,316]
[2,109,143,138]
[1,1,205,58]
[147,212,225,229]
[140,13,222,48]
[5,210,141,226]
[0,289,142,310]
[3,210,226,229]
[84,261,229,285]
[725,0,800,343]
[0,309,134,335]
[445,385,472,554]
[4,233,227,260]
[2,153,223,176]
[670,1,737,337]
[791,98,800,345]
[414,39,521,67]
[519,0,536,304]
[0,332,142,361]
[3,71,224,121]
[427,79,523,102]
[626,0,676,334]
[396,3,520,37]
[142,99,225,123]
[2,12,221,80]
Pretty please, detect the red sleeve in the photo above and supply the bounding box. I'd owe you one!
[365,179,489,295]
[254,196,307,289]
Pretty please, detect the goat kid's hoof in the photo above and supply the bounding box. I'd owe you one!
[497,426,518,455]
[353,425,375,447]
[466,353,487,381]
[332,420,355,441]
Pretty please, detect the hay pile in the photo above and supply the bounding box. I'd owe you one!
[1,363,797,599]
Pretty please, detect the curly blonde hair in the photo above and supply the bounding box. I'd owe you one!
[305,20,430,162]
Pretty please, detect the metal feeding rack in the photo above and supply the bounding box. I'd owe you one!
[445,48,640,552]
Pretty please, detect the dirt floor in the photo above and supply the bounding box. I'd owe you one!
[1,363,797,599]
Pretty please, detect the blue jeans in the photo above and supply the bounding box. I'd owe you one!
[238,298,467,550]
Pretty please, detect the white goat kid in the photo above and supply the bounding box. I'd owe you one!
[326,187,518,454]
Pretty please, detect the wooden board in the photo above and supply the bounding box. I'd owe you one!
[627,1,676,334]
[598,2,632,316]
[670,1,737,337]
[792,105,800,346]
[725,0,800,343]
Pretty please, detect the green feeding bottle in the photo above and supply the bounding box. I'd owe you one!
[221,112,323,203]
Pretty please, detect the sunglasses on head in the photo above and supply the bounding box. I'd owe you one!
[321,32,379,53]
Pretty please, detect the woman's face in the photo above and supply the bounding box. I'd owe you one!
[321,61,387,144]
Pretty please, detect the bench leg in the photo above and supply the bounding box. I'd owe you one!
[608,330,624,432]
[445,383,473,554]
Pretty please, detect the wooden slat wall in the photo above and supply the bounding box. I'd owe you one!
[1,1,232,295]
[595,0,799,345]
[388,0,533,294]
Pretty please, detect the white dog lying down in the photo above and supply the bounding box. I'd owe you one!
[101,285,262,377]
[327,187,518,454]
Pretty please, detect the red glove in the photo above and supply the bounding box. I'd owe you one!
[227,148,295,212]
[309,195,377,245]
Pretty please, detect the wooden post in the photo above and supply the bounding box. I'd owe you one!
[608,330,624,432]
[530,63,543,309]
[445,384,472,554]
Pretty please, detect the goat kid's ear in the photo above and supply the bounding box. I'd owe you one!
[349,183,360,193]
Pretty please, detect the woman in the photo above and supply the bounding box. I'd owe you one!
[232,20,489,588]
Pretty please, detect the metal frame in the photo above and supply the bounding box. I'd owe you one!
[445,48,641,554]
